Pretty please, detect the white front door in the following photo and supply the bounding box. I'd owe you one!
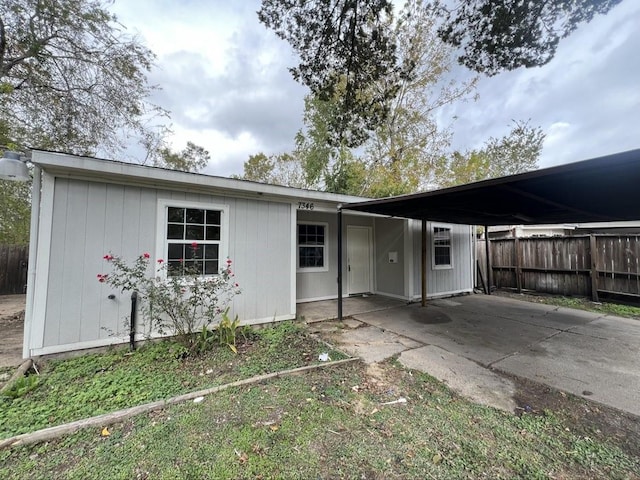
[347,226,372,294]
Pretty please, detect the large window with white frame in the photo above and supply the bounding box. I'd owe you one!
[157,200,228,277]
[432,224,453,269]
[297,222,328,271]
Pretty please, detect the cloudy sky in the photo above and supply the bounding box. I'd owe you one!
[111,0,640,177]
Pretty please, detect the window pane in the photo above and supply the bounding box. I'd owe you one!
[168,243,184,260]
[206,210,221,225]
[190,244,204,260]
[182,260,198,274]
[167,207,184,223]
[206,226,220,241]
[299,246,324,268]
[167,261,183,276]
[434,246,451,266]
[167,223,184,240]
[204,260,219,275]
[186,209,205,224]
[185,225,205,240]
[204,244,219,260]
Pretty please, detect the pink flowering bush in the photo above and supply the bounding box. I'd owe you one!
[99,250,241,351]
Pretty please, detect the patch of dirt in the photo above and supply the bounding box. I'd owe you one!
[503,370,640,458]
[0,296,25,369]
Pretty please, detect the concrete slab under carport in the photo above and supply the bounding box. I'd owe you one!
[351,294,640,417]
[297,295,406,323]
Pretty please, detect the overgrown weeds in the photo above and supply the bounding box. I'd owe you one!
[0,321,346,439]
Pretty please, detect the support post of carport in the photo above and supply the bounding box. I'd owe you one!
[484,225,492,295]
[421,219,427,306]
[337,207,343,320]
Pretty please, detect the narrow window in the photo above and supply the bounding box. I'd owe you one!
[166,207,222,276]
[432,225,452,269]
[298,223,328,270]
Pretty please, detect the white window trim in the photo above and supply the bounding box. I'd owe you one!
[431,223,454,270]
[296,221,329,273]
[155,199,229,278]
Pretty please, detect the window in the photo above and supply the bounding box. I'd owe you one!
[297,223,328,271]
[161,203,226,276]
[432,225,452,269]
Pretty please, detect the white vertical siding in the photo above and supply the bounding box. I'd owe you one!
[374,217,405,298]
[411,221,474,298]
[35,178,293,354]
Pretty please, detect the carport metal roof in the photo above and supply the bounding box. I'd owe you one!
[341,149,640,225]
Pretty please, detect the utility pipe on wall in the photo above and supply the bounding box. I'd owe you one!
[129,291,138,351]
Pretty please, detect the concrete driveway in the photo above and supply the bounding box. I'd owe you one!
[338,294,639,416]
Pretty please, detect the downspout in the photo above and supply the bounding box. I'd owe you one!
[23,165,41,359]
[129,291,138,351]
[337,207,343,320]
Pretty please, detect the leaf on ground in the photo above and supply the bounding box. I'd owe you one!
[100,427,110,437]
[234,448,249,464]
[432,453,442,464]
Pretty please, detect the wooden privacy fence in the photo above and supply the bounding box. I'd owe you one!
[0,245,28,295]
[477,235,640,301]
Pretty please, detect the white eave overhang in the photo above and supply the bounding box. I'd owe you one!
[31,150,369,207]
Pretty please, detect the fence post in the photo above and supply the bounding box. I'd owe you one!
[484,225,492,295]
[514,235,522,293]
[589,234,599,302]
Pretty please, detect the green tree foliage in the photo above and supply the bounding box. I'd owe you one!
[294,94,367,194]
[362,0,477,197]
[0,177,31,244]
[261,0,621,87]
[0,0,166,156]
[236,152,308,189]
[436,120,545,188]
[157,141,210,173]
[435,0,622,75]
[240,152,275,183]
[248,1,478,198]
[258,0,398,146]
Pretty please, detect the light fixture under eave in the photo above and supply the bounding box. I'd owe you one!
[0,151,30,181]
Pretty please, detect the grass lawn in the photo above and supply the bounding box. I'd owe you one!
[497,290,640,319]
[0,321,346,439]
[1,320,639,479]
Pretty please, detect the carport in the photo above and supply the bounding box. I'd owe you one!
[332,149,640,415]
[337,148,640,317]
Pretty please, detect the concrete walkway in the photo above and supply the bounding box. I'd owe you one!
[307,294,640,416]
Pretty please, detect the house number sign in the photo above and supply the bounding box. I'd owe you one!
[297,201,315,210]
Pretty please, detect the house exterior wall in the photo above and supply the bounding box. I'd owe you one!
[24,151,478,357]
[296,210,374,302]
[374,217,405,298]
[411,221,474,299]
[30,177,294,356]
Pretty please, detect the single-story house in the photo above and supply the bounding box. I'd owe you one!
[23,150,475,358]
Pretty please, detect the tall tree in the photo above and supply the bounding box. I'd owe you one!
[236,151,308,189]
[258,0,398,146]
[362,0,477,197]
[436,0,622,75]
[157,141,210,173]
[0,0,165,156]
[436,120,545,188]
[260,0,622,92]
